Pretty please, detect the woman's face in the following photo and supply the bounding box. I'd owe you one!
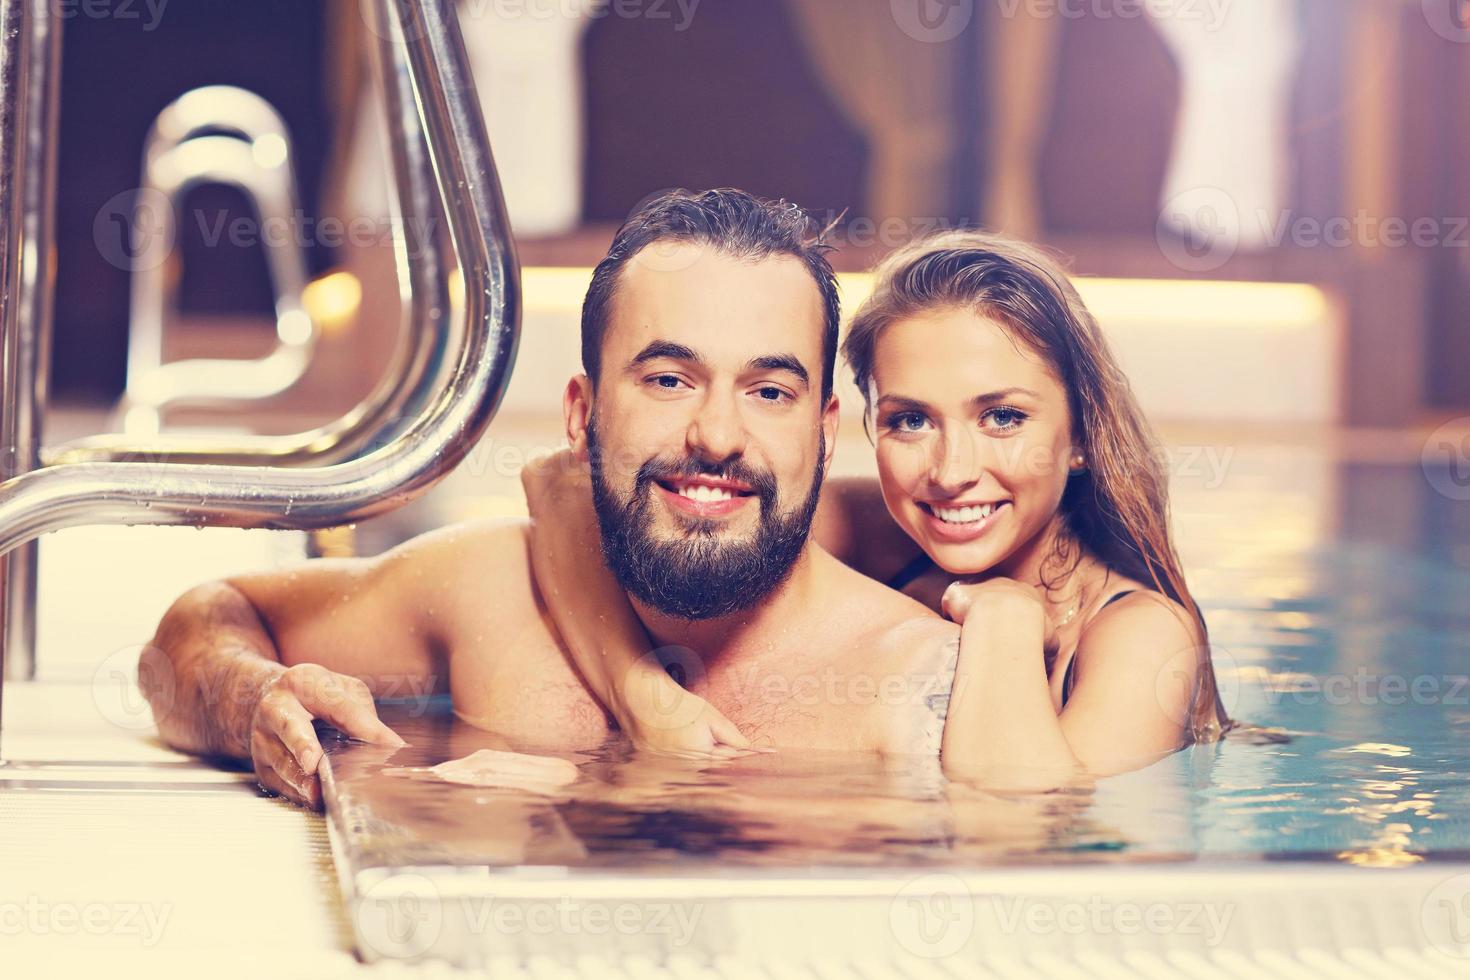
[870,306,1081,578]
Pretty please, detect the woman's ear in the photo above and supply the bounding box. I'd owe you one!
[1068,446,1087,476]
[564,375,594,457]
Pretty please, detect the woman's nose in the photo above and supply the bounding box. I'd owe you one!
[927,427,981,495]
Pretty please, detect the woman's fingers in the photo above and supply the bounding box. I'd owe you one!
[941,582,976,624]
[702,706,754,749]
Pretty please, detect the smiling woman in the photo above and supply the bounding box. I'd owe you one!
[833,231,1232,786]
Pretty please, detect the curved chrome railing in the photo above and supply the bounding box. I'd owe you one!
[0,0,521,695]
[1,0,60,688]
[46,3,453,469]
[117,86,318,436]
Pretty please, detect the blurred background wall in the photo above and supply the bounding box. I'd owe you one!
[50,0,1470,426]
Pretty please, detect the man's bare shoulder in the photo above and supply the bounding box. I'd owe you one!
[815,548,957,667]
[379,517,541,631]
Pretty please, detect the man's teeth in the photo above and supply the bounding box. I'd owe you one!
[932,503,996,524]
[676,484,736,503]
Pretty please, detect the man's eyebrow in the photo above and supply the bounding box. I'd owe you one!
[747,354,809,388]
[630,340,703,367]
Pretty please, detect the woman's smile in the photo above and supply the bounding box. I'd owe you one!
[917,499,1012,543]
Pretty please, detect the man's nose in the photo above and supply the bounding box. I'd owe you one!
[927,427,981,496]
[686,389,748,464]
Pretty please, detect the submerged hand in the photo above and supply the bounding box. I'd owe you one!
[248,663,405,809]
[614,661,761,756]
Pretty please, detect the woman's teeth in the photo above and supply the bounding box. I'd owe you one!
[932,502,997,524]
[677,484,736,502]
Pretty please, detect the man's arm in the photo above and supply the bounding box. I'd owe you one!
[140,521,492,807]
[812,478,927,585]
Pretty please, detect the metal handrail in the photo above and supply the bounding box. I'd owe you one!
[118,87,317,435]
[0,0,520,628]
[42,0,452,469]
[1,0,59,688]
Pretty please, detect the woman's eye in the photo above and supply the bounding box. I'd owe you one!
[884,412,930,433]
[983,407,1028,431]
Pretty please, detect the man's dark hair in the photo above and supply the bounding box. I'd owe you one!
[581,188,841,400]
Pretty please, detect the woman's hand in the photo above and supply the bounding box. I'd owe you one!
[613,658,757,755]
[942,577,1044,622]
[520,447,758,756]
[521,446,591,518]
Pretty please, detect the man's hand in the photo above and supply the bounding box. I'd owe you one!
[248,663,406,809]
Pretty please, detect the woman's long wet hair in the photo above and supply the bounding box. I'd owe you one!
[843,231,1228,740]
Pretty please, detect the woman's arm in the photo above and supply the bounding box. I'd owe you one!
[939,581,1197,789]
[812,477,926,583]
[520,449,752,753]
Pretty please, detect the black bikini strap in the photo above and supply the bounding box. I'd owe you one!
[887,552,935,591]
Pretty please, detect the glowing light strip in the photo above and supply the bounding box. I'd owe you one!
[521,268,1330,328]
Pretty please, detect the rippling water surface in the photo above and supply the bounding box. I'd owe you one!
[325,448,1470,871]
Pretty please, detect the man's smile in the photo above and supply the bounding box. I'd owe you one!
[654,474,758,519]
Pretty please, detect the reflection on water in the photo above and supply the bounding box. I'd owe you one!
[325,451,1470,871]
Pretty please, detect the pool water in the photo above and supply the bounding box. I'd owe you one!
[323,446,1470,872]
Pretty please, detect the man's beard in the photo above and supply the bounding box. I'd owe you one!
[586,420,825,621]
